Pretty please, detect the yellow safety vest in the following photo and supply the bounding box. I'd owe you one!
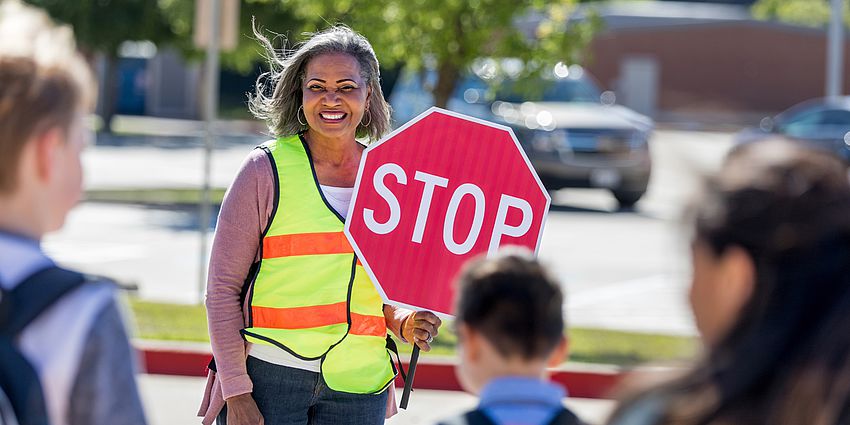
[241,134,396,394]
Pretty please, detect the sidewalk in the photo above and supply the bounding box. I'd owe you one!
[138,374,616,425]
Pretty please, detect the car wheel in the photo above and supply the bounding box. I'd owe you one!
[612,190,644,209]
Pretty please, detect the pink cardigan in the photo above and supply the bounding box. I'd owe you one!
[197,147,412,424]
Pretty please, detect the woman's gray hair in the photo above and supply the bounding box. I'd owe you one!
[249,23,391,142]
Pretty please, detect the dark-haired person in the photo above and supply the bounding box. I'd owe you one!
[607,140,850,425]
[438,251,580,425]
[197,25,441,425]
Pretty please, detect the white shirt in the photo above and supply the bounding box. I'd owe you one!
[247,185,354,371]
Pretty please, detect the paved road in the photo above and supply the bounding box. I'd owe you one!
[43,129,734,335]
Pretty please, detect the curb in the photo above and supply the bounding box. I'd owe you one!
[137,344,635,399]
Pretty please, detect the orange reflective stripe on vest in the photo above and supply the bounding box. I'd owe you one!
[252,302,386,337]
[263,232,353,259]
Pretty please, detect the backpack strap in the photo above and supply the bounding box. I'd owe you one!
[0,267,87,335]
[463,410,497,425]
[0,266,86,425]
[547,407,584,425]
[436,410,496,425]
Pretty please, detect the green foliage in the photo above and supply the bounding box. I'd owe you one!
[752,0,849,27]
[158,0,304,74]
[24,0,175,55]
[23,1,599,105]
[278,0,599,106]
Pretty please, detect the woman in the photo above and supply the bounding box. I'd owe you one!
[607,140,850,425]
[197,26,441,425]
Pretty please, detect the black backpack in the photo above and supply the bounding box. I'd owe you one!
[0,267,86,425]
[440,407,584,425]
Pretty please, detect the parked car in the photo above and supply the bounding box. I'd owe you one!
[389,61,654,208]
[735,97,850,163]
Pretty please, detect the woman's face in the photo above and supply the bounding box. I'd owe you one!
[302,52,370,143]
[689,241,755,347]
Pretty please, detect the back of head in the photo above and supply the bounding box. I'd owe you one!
[455,251,565,360]
[694,140,850,264]
[612,141,850,425]
[0,0,95,193]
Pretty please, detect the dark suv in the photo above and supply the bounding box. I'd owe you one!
[735,97,850,163]
[389,63,653,208]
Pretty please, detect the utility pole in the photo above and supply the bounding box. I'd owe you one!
[827,0,844,100]
[199,0,221,304]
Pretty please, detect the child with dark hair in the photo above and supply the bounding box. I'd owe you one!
[439,251,581,425]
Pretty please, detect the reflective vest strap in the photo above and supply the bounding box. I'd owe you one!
[253,302,346,329]
[252,303,387,337]
[349,313,387,337]
[263,232,353,259]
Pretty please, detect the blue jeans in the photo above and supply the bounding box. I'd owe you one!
[217,356,390,425]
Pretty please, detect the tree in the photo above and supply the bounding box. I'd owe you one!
[25,0,176,132]
[271,0,598,108]
[158,0,304,75]
[752,0,850,27]
[26,1,598,124]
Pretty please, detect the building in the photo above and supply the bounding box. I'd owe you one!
[575,1,850,125]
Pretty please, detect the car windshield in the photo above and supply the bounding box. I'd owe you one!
[779,107,850,139]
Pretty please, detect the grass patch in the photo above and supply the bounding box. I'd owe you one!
[568,328,697,365]
[85,188,226,206]
[129,300,209,342]
[128,299,698,367]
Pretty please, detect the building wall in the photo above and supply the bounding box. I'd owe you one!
[584,22,850,119]
[147,48,200,119]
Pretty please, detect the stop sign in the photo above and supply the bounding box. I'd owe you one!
[344,107,550,316]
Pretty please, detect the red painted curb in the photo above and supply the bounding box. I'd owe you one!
[389,363,624,399]
[140,348,210,377]
[138,346,627,399]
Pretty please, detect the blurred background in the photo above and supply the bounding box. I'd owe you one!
[23,0,850,423]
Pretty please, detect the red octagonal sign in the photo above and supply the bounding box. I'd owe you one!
[345,107,550,317]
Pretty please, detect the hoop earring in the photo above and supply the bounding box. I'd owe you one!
[361,110,372,127]
[297,105,307,126]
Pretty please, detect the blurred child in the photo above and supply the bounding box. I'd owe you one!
[439,251,580,425]
[607,140,850,425]
[0,1,146,424]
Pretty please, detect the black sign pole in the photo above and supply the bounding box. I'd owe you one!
[399,344,420,409]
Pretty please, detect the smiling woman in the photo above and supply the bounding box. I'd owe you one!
[198,25,443,425]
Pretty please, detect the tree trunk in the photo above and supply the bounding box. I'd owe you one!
[433,60,460,109]
[379,63,404,100]
[101,55,119,133]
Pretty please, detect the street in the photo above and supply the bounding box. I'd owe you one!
[43,129,733,335]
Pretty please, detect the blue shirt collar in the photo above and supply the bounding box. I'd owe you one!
[478,376,566,410]
[0,230,54,290]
